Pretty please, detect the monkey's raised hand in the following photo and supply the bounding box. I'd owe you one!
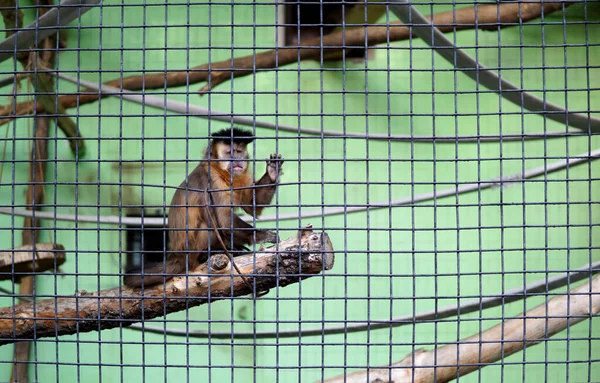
[266,153,284,182]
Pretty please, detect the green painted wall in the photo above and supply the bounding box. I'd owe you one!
[0,0,598,382]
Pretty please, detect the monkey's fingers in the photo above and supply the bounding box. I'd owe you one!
[267,153,284,167]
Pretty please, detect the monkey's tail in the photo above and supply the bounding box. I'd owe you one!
[123,259,186,288]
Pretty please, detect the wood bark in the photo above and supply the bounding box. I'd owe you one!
[0,1,569,125]
[0,227,334,346]
[319,273,600,383]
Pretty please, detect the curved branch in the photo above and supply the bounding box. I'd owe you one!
[129,259,600,339]
[320,271,600,382]
[0,228,335,346]
[1,146,598,226]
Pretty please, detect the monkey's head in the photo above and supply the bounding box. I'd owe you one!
[208,127,255,175]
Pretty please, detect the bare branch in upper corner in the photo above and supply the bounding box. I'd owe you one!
[0,1,570,126]
[0,227,335,346]
[318,272,599,383]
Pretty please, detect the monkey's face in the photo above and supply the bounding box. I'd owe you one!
[216,142,249,175]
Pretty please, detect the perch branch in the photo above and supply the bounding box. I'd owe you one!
[319,273,600,383]
[0,1,570,123]
[0,227,334,346]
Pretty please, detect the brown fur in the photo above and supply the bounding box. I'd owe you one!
[123,135,282,288]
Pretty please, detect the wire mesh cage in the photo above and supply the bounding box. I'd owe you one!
[0,0,597,382]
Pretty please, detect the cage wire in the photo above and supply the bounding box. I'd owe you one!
[0,0,596,382]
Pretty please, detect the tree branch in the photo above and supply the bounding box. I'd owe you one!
[319,272,599,383]
[0,1,569,124]
[0,227,335,346]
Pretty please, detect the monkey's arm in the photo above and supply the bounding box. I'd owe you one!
[242,154,283,217]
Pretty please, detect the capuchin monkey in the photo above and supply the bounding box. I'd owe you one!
[123,127,284,288]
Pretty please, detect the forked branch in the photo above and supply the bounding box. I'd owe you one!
[0,227,334,346]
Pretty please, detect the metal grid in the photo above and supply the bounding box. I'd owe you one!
[0,0,598,382]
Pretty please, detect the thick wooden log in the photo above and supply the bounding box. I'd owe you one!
[0,226,334,345]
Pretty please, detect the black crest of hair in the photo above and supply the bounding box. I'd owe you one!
[211,127,255,145]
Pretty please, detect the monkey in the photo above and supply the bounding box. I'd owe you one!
[123,127,284,288]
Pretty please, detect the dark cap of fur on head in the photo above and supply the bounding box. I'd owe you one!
[211,127,255,145]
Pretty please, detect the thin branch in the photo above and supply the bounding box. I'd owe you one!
[130,259,600,339]
[0,2,576,126]
[1,145,598,226]
[0,227,335,346]
[319,273,600,383]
